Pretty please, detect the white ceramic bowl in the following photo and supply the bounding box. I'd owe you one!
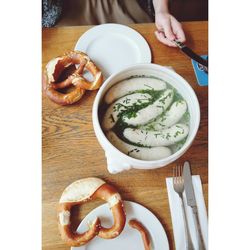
[92,64,200,173]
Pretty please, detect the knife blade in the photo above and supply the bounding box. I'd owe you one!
[183,161,206,250]
[173,40,208,69]
[183,161,197,207]
[159,31,208,69]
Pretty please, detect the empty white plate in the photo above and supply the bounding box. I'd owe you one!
[71,201,169,250]
[74,24,151,78]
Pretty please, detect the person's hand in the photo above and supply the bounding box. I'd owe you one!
[154,12,186,47]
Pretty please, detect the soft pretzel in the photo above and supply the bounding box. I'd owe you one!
[129,219,151,250]
[43,73,86,105]
[43,51,103,105]
[71,60,104,91]
[92,180,126,239]
[58,178,126,246]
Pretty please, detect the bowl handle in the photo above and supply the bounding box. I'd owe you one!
[105,152,132,174]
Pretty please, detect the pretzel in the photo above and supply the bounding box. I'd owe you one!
[129,219,151,250]
[43,51,103,105]
[58,178,126,246]
[71,60,104,91]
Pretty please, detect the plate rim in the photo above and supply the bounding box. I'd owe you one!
[71,200,169,250]
[74,23,152,76]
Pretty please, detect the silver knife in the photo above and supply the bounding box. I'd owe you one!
[183,161,206,250]
[173,40,208,71]
[160,30,208,70]
[159,31,208,72]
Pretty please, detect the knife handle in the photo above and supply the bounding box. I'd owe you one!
[179,194,194,250]
[192,207,206,250]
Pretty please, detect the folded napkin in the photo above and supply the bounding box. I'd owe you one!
[166,175,208,250]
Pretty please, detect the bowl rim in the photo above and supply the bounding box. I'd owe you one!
[92,63,200,165]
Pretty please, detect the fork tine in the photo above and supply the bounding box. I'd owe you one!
[172,166,175,185]
[173,164,184,184]
[178,164,182,182]
[175,165,177,182]
[176,165,179,179]
[179,164,183,183]
[175,165,177,181]
[179,164,182,182]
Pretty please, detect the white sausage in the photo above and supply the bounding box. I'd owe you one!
[147,100,187,130]
[123,89,174,126]
[102,93,152,131]
[104,77,166,104]
[123,124,189,147]
[106,131,172,160]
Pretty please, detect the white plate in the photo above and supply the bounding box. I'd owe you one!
[71,201,169,250]
[74,24,151,78]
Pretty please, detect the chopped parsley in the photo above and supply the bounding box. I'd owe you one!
[174,130,181,138]
[127,148,140,155]
[100,75,190,157]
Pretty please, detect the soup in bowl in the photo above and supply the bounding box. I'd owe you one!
[92,64,200,173]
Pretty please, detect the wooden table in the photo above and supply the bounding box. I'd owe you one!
[42,21,208,250]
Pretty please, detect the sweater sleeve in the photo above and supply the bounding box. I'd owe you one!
[42,0,63,27]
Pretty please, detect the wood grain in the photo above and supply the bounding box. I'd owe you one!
[42,22,208,250]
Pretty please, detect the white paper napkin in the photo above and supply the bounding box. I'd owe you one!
[166,175,208,250]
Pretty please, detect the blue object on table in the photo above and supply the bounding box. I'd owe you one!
[191,55,208,86]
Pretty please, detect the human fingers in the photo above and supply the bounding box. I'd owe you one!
[171,17,186,43]
[162,17,176,41]
[154,31,177,47]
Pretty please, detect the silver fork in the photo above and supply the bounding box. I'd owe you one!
[173,165,194,250]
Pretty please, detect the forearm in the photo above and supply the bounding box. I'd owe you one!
[152,0,170,14]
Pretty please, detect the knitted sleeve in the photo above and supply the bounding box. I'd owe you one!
[42,0,63,27]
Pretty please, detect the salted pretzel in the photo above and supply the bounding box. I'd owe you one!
[43,51,103,105]
[70,60,104,91]
[58,177,126,246]
[129,219,151,250]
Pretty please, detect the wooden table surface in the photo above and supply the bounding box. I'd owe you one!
[42,21,208,250]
